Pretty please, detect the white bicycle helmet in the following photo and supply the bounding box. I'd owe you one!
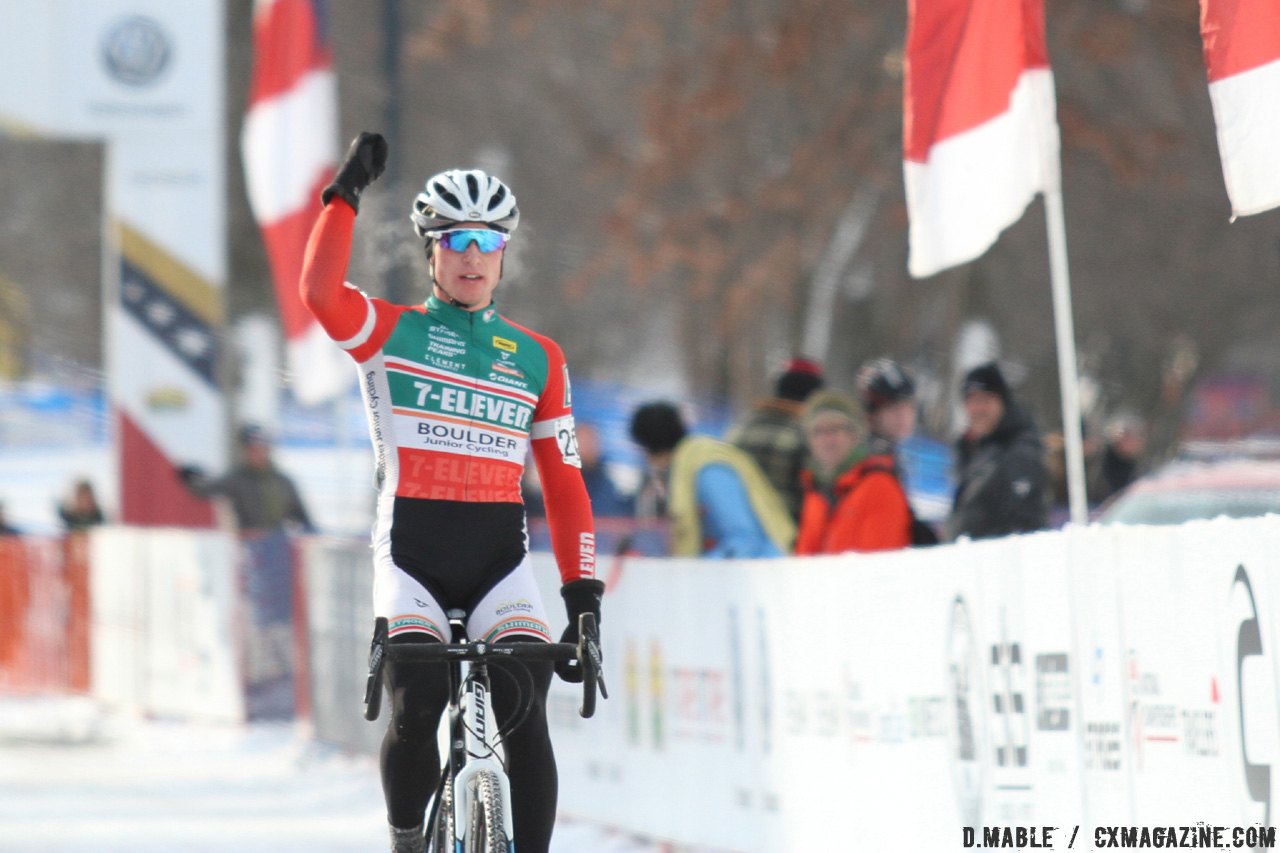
[410,168,519,239]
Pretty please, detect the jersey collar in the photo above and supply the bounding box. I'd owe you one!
[426,295,502,326]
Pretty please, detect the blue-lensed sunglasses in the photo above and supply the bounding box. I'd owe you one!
[428,228,508,253]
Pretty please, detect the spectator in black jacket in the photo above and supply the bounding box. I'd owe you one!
[947,362,1048,541]
[1090,413,1147,504]
[726,357,824,521]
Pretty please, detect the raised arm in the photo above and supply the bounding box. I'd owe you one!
[300,132,390,343]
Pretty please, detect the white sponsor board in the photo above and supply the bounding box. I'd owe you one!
[534,517,1280,850]
[131,515,1280,850]
[89,526,243,722]
[0,0,227,509]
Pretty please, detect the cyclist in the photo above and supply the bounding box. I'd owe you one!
[299,132,602,853]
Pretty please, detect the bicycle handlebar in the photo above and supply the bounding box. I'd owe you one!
[383,640,579,664]
[363,613,604,721]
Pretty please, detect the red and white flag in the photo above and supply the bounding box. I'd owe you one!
[903,0,1060,278]
[1201,0,1280,218]
[242,0,352,405]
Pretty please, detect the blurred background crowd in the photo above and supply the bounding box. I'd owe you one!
[1,1,1279,542]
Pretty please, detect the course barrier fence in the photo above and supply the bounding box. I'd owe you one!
[9,517,1280,850]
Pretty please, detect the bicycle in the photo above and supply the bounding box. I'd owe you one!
[363,610,606,853]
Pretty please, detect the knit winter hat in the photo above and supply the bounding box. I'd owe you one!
[801,390,868,435]
[775,357,825,402]
[629,401,688,453]
[960,361,1011,402]
[856,357,916,413]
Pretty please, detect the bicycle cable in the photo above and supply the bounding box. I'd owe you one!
[491,654,537,743]
[461,656,539,769]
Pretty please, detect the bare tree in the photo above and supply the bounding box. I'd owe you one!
[217,0,1280,452]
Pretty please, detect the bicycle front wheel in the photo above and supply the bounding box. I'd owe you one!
[466,770,510,853]
[426,775,453,853]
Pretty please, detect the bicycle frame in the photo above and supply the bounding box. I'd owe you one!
[364,611,603,852]
[445,618,515,849]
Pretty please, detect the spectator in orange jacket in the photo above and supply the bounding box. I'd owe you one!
[794,391,912,555]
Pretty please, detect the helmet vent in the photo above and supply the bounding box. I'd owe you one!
[465,173,481,203]
[488,185,507,211]
[433,181,461,211]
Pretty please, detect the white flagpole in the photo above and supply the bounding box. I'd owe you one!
[1045,189,1088,524]
[1041,135,1089,525]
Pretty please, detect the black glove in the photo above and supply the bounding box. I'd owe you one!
[321,131,388,212]
[556,578,604,683]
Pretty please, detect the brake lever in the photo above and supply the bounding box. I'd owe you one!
[363,617,389,721]
[584,635,608,700]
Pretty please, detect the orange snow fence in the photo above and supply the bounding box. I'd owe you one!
[0,534,90,694]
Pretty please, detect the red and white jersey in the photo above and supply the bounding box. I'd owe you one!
[299,201,596,586]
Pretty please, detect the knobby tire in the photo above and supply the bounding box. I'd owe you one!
[466,770,509,853]
[426,775,453,853]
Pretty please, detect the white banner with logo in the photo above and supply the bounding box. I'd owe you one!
[0,0,226,523]
[534,516,1280,851]
[282,517,1280,849]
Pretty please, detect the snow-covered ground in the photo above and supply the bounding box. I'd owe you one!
[0,697,663,852]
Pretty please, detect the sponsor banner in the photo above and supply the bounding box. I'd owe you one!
[1118,519,1279,829]
[0,536,91,694]
[532,516,1280,850]
[0,0,226,523]
[283,515,1280,849]
[1064,524,1132,824]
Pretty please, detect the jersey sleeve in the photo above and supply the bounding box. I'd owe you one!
[527,338,597,584]
[299,199,403,362]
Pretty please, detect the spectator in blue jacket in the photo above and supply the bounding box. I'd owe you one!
[629,402,795,558]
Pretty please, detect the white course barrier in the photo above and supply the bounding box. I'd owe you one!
[290,517,1280,850]
[89,526,244,722]
[540,517,1280,851]
[297,536,383,755]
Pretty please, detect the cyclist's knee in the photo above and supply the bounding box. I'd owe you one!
[386,652,449,744]
[491,638,552,723]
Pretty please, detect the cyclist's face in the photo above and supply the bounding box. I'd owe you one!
[432,230,504,310]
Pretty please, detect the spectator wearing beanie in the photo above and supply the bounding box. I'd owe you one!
[630,401,795,558]
[856,358,919,449]
[855,358,941,546]
[947,361,1049,541]
[726,357,825,521]
[794,391,913,555]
